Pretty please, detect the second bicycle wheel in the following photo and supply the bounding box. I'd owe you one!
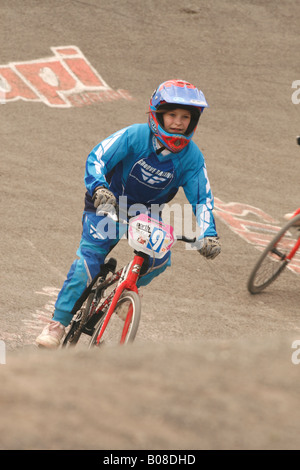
[89,290,141,347]
[247,214,300,294]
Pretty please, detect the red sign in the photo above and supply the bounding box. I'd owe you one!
[0,46,133,107]
[214,197,300,274]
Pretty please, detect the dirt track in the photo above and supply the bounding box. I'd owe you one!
[1,0,300,450]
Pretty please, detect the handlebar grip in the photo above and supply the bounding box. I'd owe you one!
[179,235,196,243]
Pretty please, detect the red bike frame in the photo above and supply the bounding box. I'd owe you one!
[96,254,144,345]
[285,208,300,261]
[287,237,300,261]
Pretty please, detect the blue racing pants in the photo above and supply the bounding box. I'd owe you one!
[53,211,171,326]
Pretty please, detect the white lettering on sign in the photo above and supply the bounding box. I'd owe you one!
[0,46,133,107]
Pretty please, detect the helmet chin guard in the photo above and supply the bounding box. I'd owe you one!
[149,79,208,153]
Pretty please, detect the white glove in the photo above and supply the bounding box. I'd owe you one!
[92,186,117,212]
[194,236,221,260]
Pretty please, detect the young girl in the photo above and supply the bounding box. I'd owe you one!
[36,79,221,348]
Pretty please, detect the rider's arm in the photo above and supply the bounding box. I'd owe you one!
[84,126,130,196]
[182,148,218,239]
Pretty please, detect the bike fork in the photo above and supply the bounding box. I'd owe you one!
[96,255,144,345]
[286,236,300,261]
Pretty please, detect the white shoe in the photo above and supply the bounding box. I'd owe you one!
[36,320,65,349]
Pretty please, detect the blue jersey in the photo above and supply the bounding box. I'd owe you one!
[84,123,217,238]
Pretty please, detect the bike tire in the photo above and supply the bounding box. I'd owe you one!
[247,214,300,294]
[89,290,141,348]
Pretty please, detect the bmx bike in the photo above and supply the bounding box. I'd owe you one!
[62,211,195,348]
[247,209,300,294]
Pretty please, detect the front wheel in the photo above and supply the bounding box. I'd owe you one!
[247,214,300,294]
[89,290,141,348]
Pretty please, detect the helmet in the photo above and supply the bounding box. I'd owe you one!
[149,79,208,153]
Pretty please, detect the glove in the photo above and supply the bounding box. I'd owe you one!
[195,236,221,260]
[92,186,117,212]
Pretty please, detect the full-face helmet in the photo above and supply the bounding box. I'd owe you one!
[149,79,208,153]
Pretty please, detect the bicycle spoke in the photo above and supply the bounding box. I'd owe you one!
[247,214,300,294]
[251,256,288,288]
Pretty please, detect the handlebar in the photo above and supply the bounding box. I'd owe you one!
[96,207,197,245]
[96,207,119,222]
[177,235,196,243]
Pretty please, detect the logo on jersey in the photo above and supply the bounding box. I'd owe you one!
[140,167,170,185]
[124,155,175,204]
[132,158,174,188]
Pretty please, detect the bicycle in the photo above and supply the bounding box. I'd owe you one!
[247,208,300,294]
[62,211,195,348]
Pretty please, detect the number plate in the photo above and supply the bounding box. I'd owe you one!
[128,214,176,258]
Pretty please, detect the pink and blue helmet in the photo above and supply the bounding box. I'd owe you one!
[149,79,209,153]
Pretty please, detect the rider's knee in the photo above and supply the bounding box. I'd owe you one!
[137,252,171,287]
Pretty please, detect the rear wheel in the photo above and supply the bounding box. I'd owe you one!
[247,214,300,294]
[89,290,141,348]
